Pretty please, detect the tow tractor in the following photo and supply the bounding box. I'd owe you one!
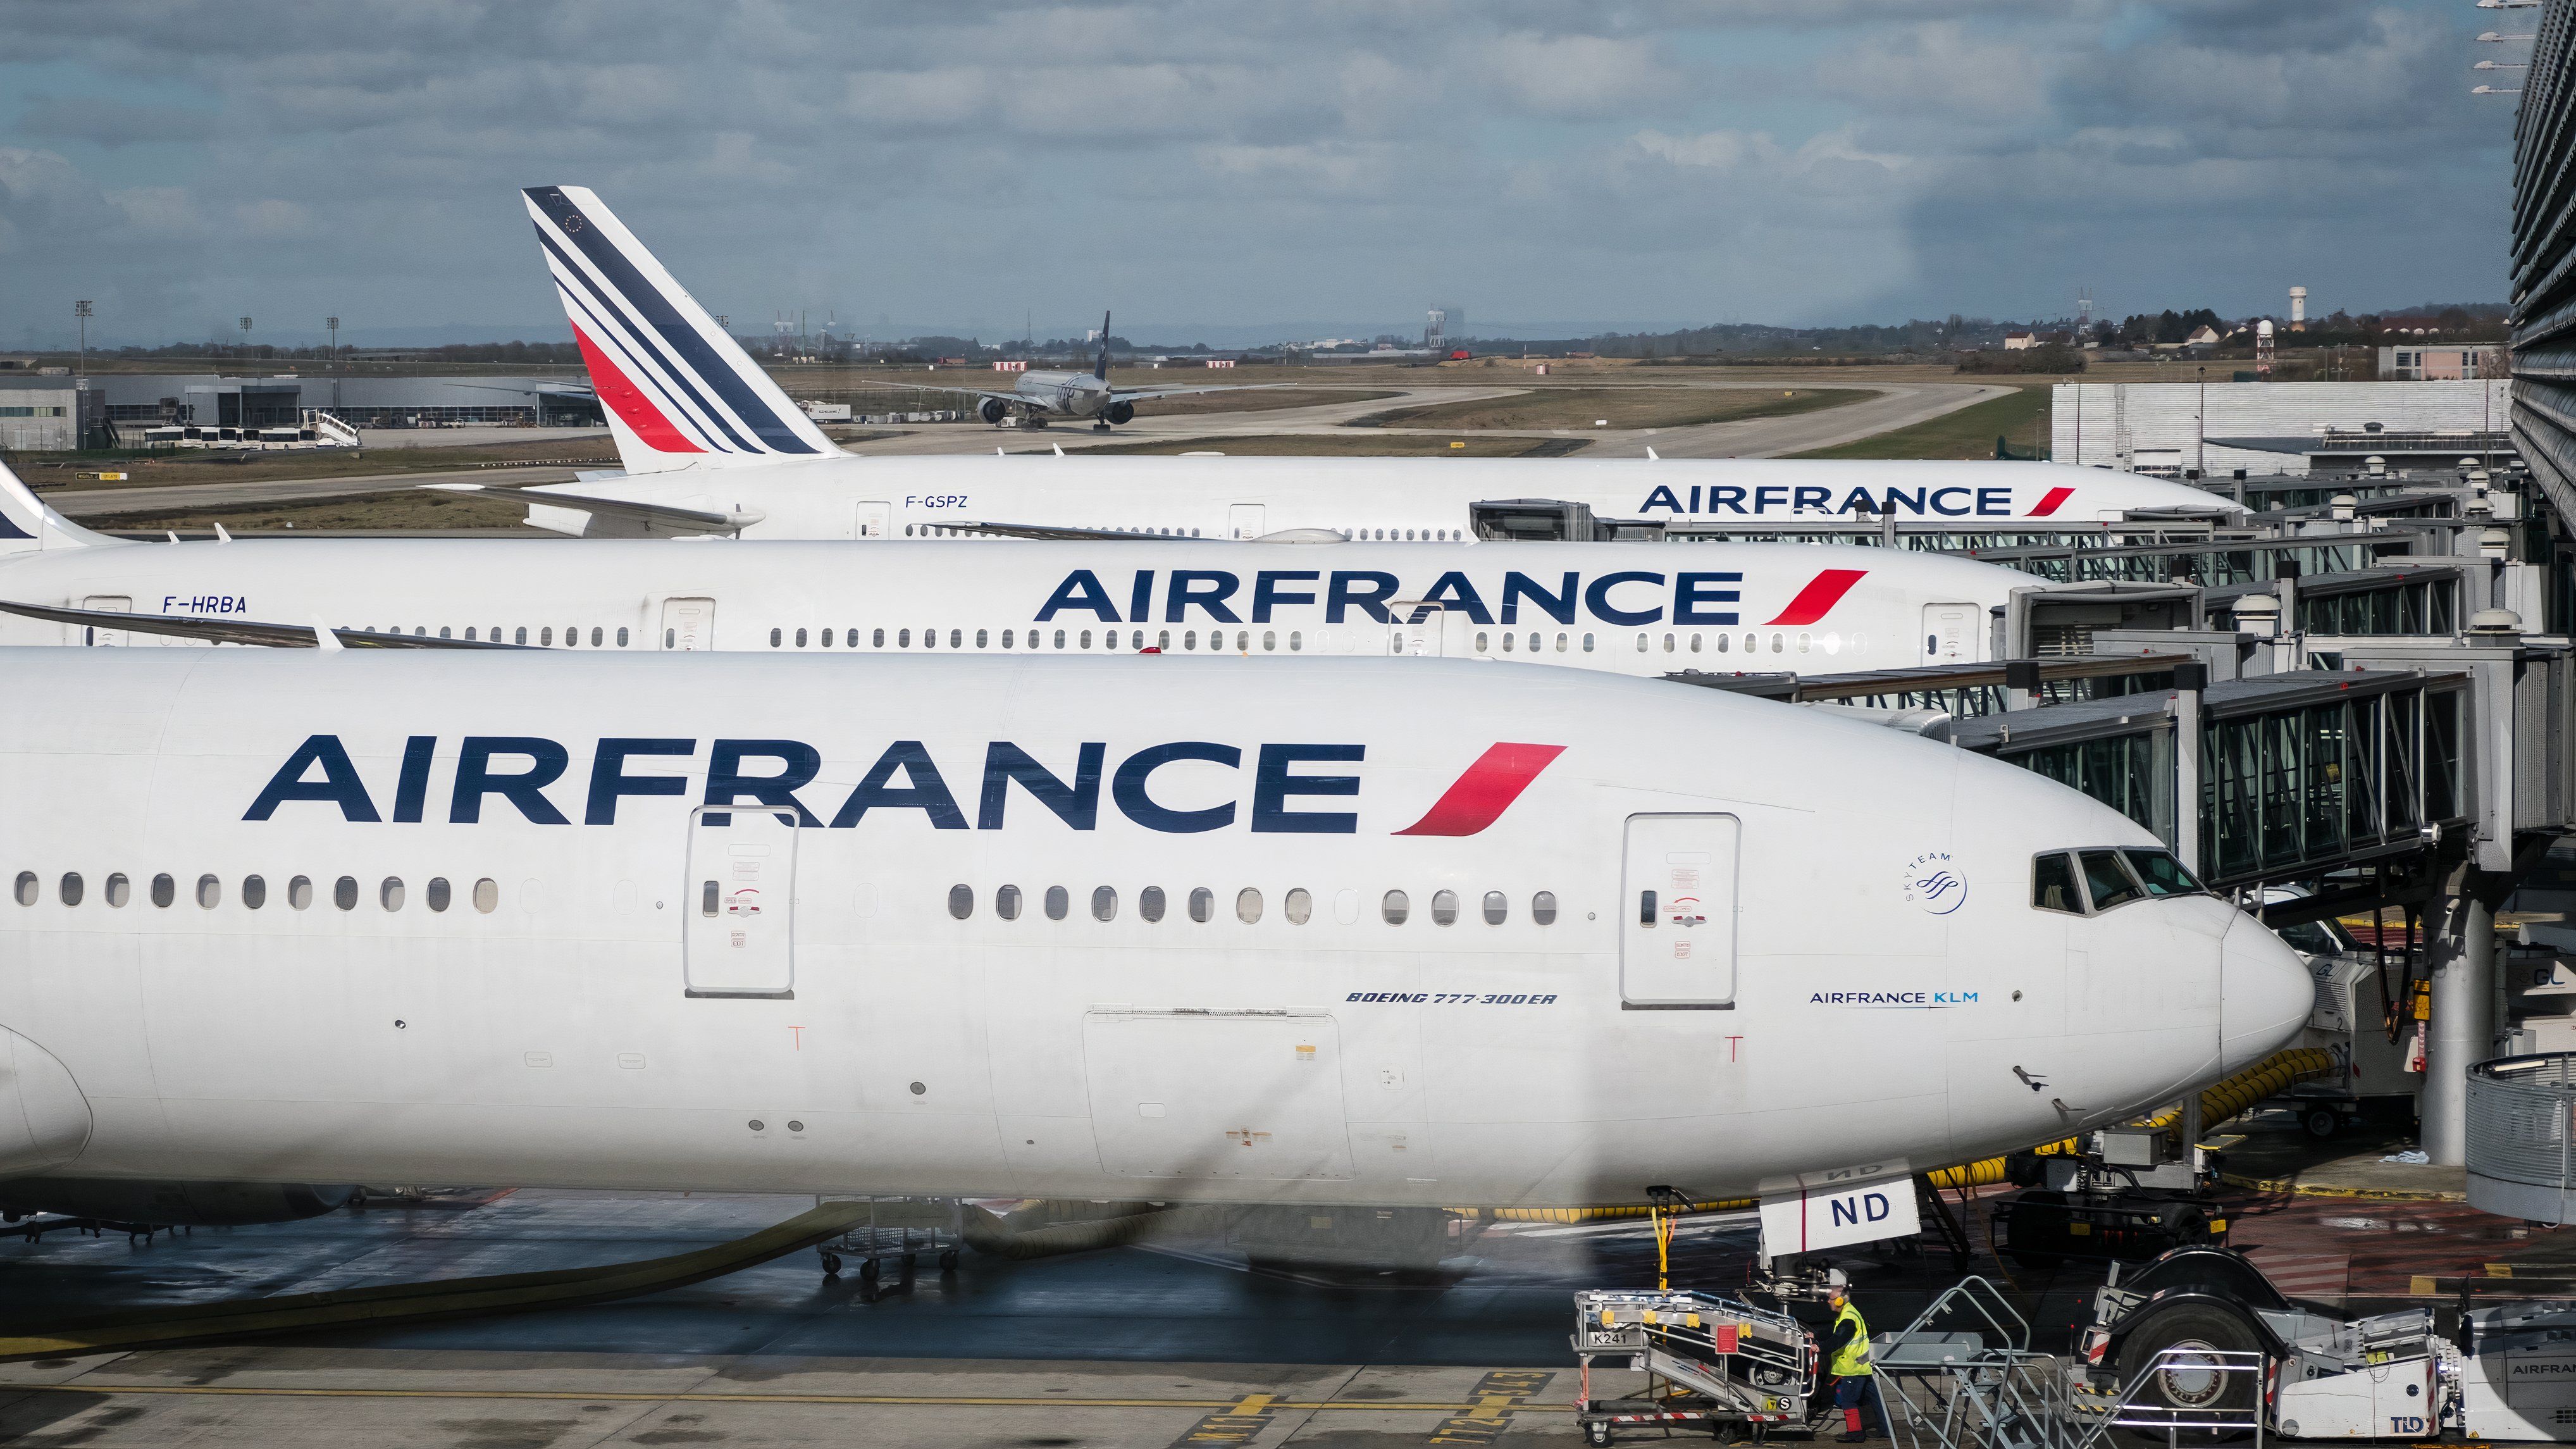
[2079,1245,2576,1440]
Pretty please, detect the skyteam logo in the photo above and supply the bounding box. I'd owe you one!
[1900,850,1967,915]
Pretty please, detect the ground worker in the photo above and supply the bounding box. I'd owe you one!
[1819,1283,1882,1443]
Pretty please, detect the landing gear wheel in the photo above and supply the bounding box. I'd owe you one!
[1584,1421,1613,1446]
[2115,1302,2260,1440]
[2303,1107,2341,1140]
[938,1248,959,1272]
[820,1252,843,1278]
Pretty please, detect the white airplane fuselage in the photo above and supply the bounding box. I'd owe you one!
[0,650,2313,1204]
[0,538,2032,671]
[522,456,2232,542]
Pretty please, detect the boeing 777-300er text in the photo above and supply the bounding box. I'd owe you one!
[0,461,2035,669]
[510,185,2238,543]
[0,648,2311,1225]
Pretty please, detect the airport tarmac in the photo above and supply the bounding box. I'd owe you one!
[827,379,2010,461]
[2,1148,2565,1448]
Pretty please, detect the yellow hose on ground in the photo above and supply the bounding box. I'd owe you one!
[1920,1047,2335,1191]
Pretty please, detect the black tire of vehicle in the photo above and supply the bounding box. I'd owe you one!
[2303,1107,2340,1140]
[1584,1421,1613,1446]
[2116,1302,2260,1426]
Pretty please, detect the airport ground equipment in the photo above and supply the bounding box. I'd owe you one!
[812,1196,961,1298]
[2076,1244,2576,1441]
[1990,1126,2230,1269]
[1570,1288,1817,1446]
[2467,1052,2576,1224]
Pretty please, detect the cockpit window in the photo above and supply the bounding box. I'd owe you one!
[2122,849,2203,898]
[2032,853,2083,914]
[2078,850,2144,911]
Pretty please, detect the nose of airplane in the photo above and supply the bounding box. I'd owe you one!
[2218,913,2314,1075]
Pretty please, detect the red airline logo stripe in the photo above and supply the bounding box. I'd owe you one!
[1762,568,1867,627]
[2028,485,2075,517]
[1392,742,1567,837]
[571,322,702,454]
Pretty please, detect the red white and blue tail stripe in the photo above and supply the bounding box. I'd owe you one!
[523,185,836,473]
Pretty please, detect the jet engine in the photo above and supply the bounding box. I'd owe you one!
[1104,400,1136,426]
[0,1178,355,1227]
[977,397,1008,425]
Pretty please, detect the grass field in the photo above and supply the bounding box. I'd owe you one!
[97,488,537,533]
[1788,385,2051,460]
[4,444,617,490]
[1069,433,1592,457]
[1349,385,1862,431]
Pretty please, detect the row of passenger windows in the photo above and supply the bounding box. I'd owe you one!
[938,883,1561,926]
[13,871,498,914]
[773,626,1308,652]
[2030,849,2202,916]
[359,626,628,647]
[349,622,1862,660]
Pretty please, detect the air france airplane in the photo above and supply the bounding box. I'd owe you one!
[0,463,2028,669]
[0,647,2312,1217]
[512,185,2239,542]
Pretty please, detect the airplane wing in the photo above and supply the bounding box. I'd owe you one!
[1107,384,1275,402]
[0,599,528,649]
[845,379,1024,407]
[422,483,764,537]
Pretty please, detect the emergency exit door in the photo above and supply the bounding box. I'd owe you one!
[1921,602,1977,664]
[1620,814,1739,1007]
[1387,604,1461,657]
[1229,504,1266,539]
[684,804,796,998]
[661,596,715,651]
[853,501,892,538]
[78,595,130,647]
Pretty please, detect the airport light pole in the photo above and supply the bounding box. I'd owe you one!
[239,316,253,358]
[2196,365,2206,476]
[73,300,90,375]
[327,316,340,411]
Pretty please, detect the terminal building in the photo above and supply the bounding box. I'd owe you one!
[2050,379,2511,478]
[82,373,600,442]
[0,375,107,451]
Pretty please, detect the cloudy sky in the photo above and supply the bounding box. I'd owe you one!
[0,1,2520,348]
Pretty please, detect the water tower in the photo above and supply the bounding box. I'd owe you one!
[2289,286,2308,332]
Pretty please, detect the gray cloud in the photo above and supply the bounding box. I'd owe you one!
[0,0,2511,346]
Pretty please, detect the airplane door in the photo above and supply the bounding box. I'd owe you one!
[1083,1009,1354,1180]
[684,804,796,998]
[1387,603,1448,657]
[78,595,130,647]
[1621,814,1739,1007]
[1229,504,1266,540]
[1921,602,1976,664]
[853,501,891,538]
[661,596,715,651]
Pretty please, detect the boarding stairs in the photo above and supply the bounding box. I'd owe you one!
[303,409,363,447]
[1873,1276,2266,1449]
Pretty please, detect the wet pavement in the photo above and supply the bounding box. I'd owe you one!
[3,1154,2572,1447]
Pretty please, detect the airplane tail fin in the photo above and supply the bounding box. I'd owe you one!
[521,185,840,475]
[1094,311,1111,382]
[0,456,115,555]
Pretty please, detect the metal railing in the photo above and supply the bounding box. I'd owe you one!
[2468,1052,2576,1223]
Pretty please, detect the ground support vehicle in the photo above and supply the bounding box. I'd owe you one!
[1570,1288,1816,1446]
[2078,1246,2576,1440]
